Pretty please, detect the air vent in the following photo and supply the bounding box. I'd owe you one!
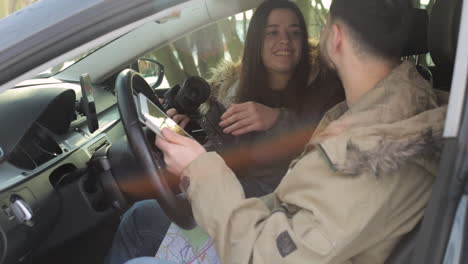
[8,123,62,170]
[72,109,86,122]
[70,101,88,127]
[72,100,85,121]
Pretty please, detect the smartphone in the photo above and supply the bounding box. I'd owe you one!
[80,73,99,133]
[136,93,193,139]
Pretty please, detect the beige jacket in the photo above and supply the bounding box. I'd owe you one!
[184,61,447,264]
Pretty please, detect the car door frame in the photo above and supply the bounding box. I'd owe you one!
[411,0,468,263]
[0,0,189,91]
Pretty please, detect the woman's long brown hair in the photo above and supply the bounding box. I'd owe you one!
[237,0,311,112]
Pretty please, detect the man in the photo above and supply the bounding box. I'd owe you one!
[116,0,448,263]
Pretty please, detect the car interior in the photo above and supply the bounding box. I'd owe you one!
[0,0,466,263]
[386,0,461,263]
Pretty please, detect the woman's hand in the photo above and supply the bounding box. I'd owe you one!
[167,108,190,128]
[160,98,191,128]
[219,102,280,135]
[155,128,206,176]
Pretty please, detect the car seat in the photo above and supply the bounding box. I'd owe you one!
[402,8,432,83]
[428,0,462,91]
[385,0,462,263]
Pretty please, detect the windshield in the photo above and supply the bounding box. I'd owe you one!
[34,48,98,78]
[0,0,37,18]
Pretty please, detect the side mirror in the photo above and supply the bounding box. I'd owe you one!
[137,58,165,89]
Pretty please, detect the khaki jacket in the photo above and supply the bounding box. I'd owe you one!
[184,61,447,264]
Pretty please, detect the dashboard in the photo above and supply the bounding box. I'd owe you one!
[0,79,126,264]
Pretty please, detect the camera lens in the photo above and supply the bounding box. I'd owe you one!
[175,76,210,114]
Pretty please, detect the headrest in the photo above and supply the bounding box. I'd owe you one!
[401,8,429,57]
[429,0,462,68]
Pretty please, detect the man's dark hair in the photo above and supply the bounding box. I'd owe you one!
[237,0,311,111]
[329,0,412,59]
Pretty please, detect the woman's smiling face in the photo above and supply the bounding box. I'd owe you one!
[262,8,303,77]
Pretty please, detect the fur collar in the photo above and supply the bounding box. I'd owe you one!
[312,62,447,176]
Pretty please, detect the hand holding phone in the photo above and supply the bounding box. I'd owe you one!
[136,93,194,140]
[155,128,206,177]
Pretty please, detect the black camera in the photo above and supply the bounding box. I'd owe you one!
[162,76,211,115]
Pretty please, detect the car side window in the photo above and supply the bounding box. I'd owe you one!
[142,1,333,89]
[0,0,38,19]
[141,9,254,89]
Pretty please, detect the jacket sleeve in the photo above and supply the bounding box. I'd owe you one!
[183,150,382,264]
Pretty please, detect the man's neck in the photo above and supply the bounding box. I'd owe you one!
[268,72,291,91]
[339,57,400,106]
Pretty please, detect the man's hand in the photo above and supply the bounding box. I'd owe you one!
[219,102,280,136]
[155,128,206,176]
[167,108,190,128]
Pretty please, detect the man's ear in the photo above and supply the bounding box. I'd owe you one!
[330,24,343,56]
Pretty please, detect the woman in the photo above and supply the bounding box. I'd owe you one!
[105,1,343,263]
[198,0,343,197]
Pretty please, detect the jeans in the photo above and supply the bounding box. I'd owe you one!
[106,178,274,264]
[105,200,171,264]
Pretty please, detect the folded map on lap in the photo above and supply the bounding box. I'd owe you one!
[155,223,220,264]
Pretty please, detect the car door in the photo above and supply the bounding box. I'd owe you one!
[411,0,468,263]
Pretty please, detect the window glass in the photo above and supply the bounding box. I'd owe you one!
[0,0,38,19]
[419,0,435,10]
[141,0,441,89]
[142,1,332,89]
[142,10,254,89]
[299,0,331,41]
[35,48,101,78]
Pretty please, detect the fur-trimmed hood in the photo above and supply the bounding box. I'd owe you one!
[310,61,448,176]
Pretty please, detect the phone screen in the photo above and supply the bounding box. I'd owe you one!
[138,94,192,138]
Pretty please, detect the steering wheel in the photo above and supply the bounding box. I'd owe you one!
[115,69,195,229]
